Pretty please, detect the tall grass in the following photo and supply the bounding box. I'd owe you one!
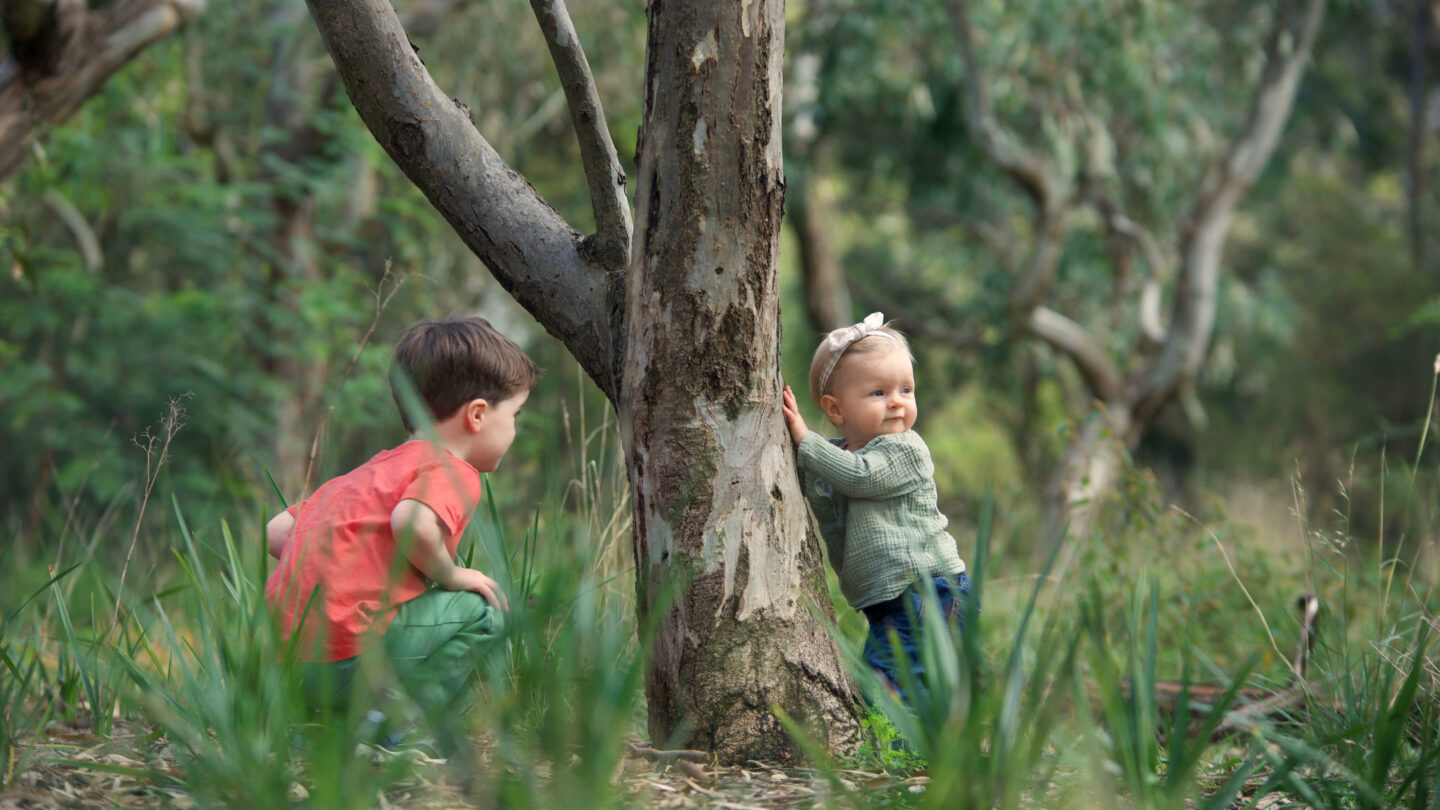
[4,377,1440,808]
[1,394,650,807]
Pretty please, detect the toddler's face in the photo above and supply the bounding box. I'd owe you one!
[822,346,917,449]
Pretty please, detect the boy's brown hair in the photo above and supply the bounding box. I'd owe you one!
[391,316,540,433]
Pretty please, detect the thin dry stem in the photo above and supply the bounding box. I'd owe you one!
[1172,505,1289,668]
[1410,354,1440,483]
[110,395,190,638]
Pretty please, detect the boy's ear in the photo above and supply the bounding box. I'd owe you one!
[819,394,845,427]
[463,398,490,432]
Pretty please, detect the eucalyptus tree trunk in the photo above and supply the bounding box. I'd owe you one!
[305,0,862,761]
[620,3,858,760]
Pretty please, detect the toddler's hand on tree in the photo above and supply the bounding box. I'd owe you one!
[781,386,809,446]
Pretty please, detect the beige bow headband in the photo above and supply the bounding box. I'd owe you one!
[816,312,899,396]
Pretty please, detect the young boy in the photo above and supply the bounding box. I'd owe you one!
[781,313,970,705]
[265,316,537,741]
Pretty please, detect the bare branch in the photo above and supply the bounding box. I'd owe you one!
[1109,213,1168,344]
[790,168,852,335]
[1075,104,1169,346]
[1137,0,1327,421]
[947,0,1063,215]
[1199,0,1328,210]
[41,188,102,272]
[947,0,1068,312]
[0,0,205,180]
[1029,306,1125,402]
[530,0,632,270]
[1008,209,1067,312]
[305,0,621,397]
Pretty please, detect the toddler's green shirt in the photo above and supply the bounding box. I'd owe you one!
[797,430,966,610]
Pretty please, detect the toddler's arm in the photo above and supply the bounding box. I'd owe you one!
[392,499,509,610]
[266,511,295,559]
[797,433,928,500]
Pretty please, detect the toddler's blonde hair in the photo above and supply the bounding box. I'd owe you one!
[806,321,912,409]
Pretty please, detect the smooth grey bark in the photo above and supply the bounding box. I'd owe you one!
[306,0,862,762]
[947,0,1328,538]
[0,0,205,180]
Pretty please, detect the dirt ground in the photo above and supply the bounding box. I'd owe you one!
[0,720,925,809]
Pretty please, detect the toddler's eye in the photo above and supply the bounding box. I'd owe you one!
[870,390,884,397]
[901,386,912,395]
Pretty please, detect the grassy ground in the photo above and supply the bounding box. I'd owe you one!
[2,413,1437,808]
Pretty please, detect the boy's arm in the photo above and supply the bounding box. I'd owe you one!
[392,498,509,610]
[796,432,928,499]
[266,511,296,559]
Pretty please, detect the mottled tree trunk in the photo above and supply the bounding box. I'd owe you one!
[619,1,859,762]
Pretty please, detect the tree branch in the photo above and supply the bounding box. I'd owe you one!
[1136,0,1326,421]
[1075,105,1169,347]
[1109,212,1168,345]
[947,0,1067,312]
[947,0,1062,217]
[0,0,205,180]
[530,0,632,270]
[305,0,621,397]
[42,188,101,272]
[1029,306,1125,402]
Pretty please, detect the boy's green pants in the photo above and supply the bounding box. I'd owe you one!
[299,590,505,723]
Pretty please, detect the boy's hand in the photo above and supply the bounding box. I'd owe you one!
[781,386,809,446]
[444,567,509,611]
[394,499,509,610]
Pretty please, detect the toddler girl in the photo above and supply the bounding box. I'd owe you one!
[781,313,970,701]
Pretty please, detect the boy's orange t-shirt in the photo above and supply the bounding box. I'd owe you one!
[265,441,483,662]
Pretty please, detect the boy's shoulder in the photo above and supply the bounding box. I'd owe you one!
[300,441,481,516]
[368,441,482,489]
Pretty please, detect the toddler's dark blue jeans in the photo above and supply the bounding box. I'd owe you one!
[860,572,972,704]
